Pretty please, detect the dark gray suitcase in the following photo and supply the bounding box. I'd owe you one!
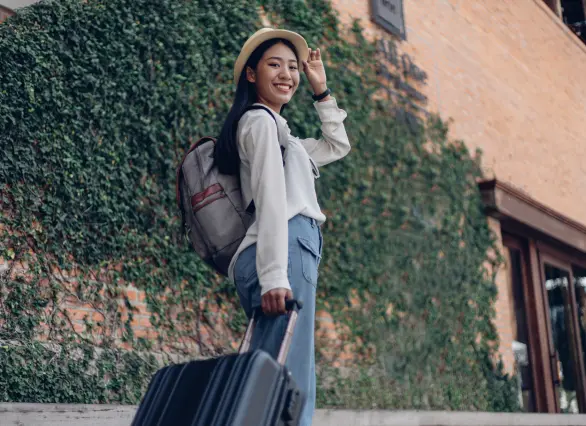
[131,300,305,426]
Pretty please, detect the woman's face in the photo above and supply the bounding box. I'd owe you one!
[246,42,300,113]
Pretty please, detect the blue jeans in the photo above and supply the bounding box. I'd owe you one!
[233,214,323,426]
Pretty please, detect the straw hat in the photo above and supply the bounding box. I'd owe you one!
[233,27,309,86]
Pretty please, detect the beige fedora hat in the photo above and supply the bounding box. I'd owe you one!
[233,27,309,86]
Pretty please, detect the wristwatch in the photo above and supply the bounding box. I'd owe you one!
[312,87,331,101]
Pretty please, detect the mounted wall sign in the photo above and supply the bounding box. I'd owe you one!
[371,0,405,39]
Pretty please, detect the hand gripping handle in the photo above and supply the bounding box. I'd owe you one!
[239,299,303,366]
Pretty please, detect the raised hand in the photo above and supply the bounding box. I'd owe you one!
[302,47,328,95]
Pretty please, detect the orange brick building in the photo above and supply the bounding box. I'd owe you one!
[330,0,586,415]
[3,0,586,415]
[0,1,38,21]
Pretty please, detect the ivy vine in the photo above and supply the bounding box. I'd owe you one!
[0,0,518,410]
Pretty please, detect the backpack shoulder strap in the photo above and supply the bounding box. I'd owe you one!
[239,105,286,215]
[241,104,278,125]
[240,105,285,152]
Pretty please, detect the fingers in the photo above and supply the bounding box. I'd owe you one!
[269,295,278,314]
[262,292,276,315]
[306,48,322,63]
[261,290,277,314]
[261,288,293,315]
[276,292,286,313]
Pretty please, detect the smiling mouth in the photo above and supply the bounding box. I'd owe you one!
[274,83,293,93]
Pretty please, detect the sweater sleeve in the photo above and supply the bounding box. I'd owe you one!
[239,112,290,295]
[291,97,351,167]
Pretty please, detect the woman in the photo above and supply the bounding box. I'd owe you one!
[215,28,350,425]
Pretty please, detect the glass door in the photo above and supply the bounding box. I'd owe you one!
[540,253,585,413]
[572,265,586,405]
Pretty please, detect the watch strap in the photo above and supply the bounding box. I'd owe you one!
[312,87,331,101]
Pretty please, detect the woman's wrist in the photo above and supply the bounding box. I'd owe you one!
[312,84,328,95]
[312,86,331,102]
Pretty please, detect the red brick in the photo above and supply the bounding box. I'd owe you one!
[92,311,105,322]
[134,328,157,339]
[127,289,138,303]
[73,322,85,333]
[131,315,152,329]
[66,308,92,322]
[133,302,149,316]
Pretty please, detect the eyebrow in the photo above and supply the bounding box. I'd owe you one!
[267,56,298,63]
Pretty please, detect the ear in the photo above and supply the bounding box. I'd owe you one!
[245,66,256,84]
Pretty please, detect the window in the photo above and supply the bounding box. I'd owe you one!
[544,0,586,43]
[562,0,586,43]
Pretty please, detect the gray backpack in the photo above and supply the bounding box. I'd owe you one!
[176,105,285,276]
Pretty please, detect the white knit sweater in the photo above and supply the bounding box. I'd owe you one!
[227,98,351,295]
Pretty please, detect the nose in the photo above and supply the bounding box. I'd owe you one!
[278,66,292,81]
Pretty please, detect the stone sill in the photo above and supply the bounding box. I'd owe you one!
[2,403,586,425]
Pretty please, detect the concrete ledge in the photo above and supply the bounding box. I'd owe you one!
[0,403,135,426]
[2,403,586,426]
[315,409,586,425]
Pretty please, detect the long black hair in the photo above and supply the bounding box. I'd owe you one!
[214,38,299,175]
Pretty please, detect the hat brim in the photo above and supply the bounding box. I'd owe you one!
[233,28,309,86]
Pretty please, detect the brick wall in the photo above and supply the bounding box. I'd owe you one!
[0,5,14,22]
[332,0,586,228]
[330,0,586,373]
[0,250,364,368]
[4,0,585,379]
[488,217,515,374]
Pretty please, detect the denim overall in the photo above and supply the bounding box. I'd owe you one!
[233,214,323,426]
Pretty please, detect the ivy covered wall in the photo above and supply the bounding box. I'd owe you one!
[0,0,518,410]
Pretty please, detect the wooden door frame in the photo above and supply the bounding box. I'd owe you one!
[538,242,586,270]
[502,233,551,412]
[479,179,586,254]
[480,179,586,413]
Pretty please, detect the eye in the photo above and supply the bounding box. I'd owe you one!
[290,66,298,70]
[269,63,279,68]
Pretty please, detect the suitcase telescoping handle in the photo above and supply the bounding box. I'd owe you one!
[239,299,303,365]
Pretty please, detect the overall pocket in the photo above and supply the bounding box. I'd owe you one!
[297,236,321,286]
